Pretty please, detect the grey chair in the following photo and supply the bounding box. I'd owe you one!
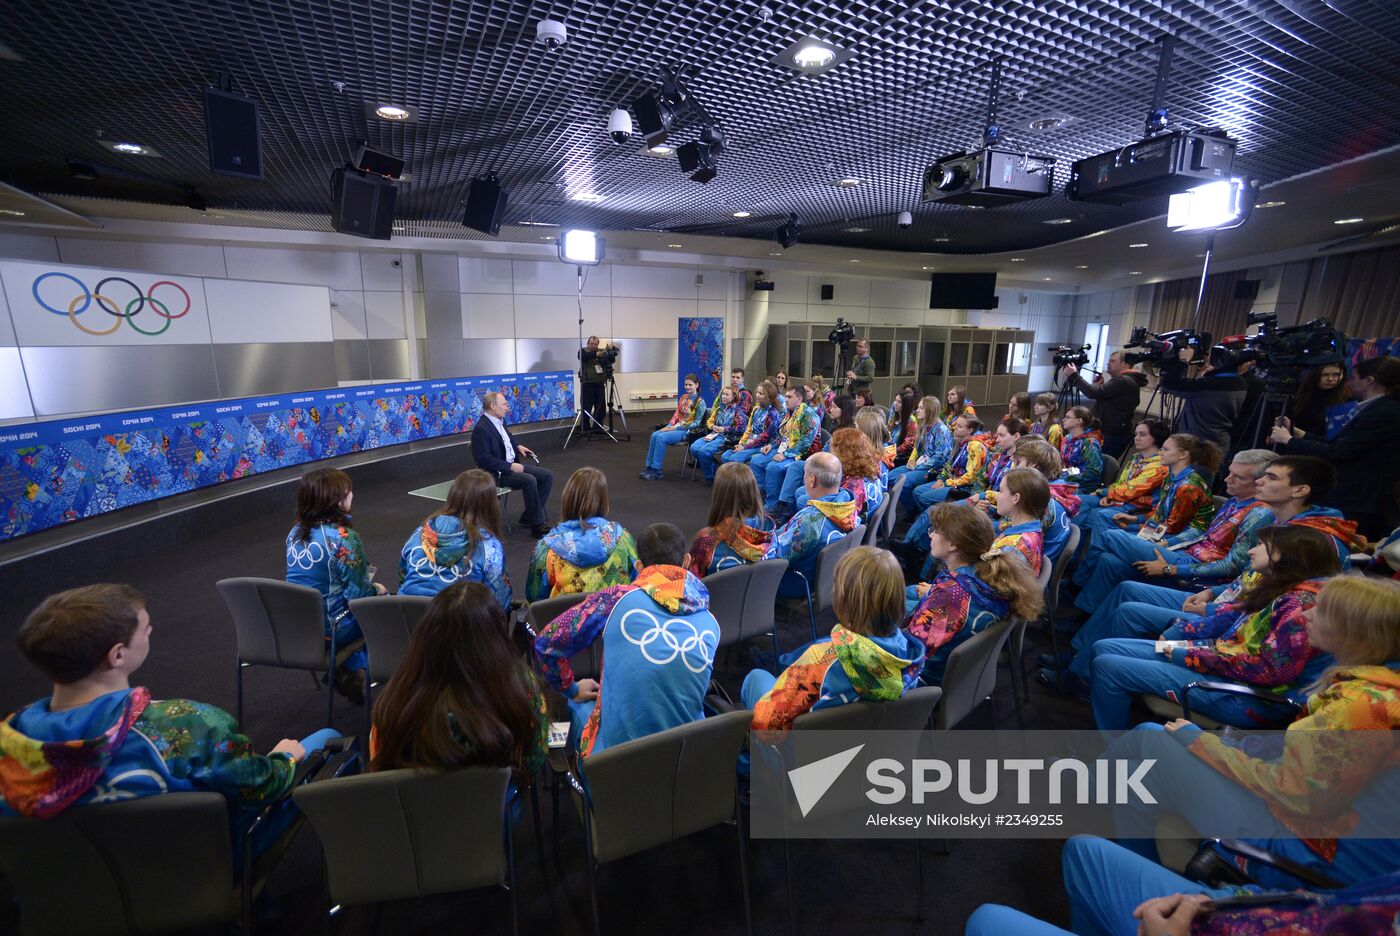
[704,558,789,653]
[217,577,341,728]
[1212,494,1227,511]
[881,474,907,545]
[862,497,887,546]
[1100,453,1121,488]
[780,525,866,644]
[568,710,753,936]
[1038,524,1082,686]
[526,592,593,677]
[294,766,519,936]
[934,616,1017,729]
[349,593,433,737]
[0,792,237,936]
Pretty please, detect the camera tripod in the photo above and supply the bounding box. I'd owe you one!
[834,341,853,394]
[1240,390,1292,451]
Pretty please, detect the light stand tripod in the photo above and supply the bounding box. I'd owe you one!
[562,265,621,450]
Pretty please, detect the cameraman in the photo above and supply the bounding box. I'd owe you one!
[1061,351,1148,458]
[845,337,875,394]
[1160,346,1247,453]
[579,335,609,430]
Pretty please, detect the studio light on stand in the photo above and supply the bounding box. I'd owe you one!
[559,231,627,449]
[1167,176,1258,328]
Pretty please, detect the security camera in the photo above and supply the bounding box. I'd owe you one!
[897,210,913,229]
[607,108,632,144]
[390,258,402,269]
[536,18,567,48]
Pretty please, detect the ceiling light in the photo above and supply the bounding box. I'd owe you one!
[560,229,603,265]
[1129,271,1143,275]
[1167,177,1258,232]
[1022,115,1076,133]
[921,266,935,270]
[1044,217,1073,225]
[518,220,559,227]
[375,104,412,121]
[1010,257,1026,262]
[645,144,674,157]
[0,209,26,217]
[1042,277,1052,281]
[833,177,861,188]
[570,192,604,203]
[1075,264,1089,269]
[1256,200,1285,208]
[99,140,162,157]
[1083,230,1108,239]
[114,142,146,154]
[934,236,950,243]
[732,211,751,218]
[769,251,782,256]
[775,36,852,76]
[845,226,869,233]
[667,243,683,248]
[677,124,725,184]
[848,259,861,263]
[1129,242,1149,248]
[1333,217,1364,225]
[391,224,406,232]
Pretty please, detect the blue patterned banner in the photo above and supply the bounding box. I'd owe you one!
[679,316,724,405]
[0,371,574,542]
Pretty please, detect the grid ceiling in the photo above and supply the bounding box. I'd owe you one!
[2,0,1399,254]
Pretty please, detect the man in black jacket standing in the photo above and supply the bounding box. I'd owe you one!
[471,391,554,537]
[1269,355,1400,539]
[1061,351,1148,458]
[578,335,608,433]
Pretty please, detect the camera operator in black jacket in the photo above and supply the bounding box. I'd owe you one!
[579,335,609,431]
[1060,351,1148,458]
[1160,345,1248,454]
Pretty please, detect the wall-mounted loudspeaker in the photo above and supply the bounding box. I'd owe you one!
[331,168,397,240]
[820,284,834,301]
[463,176,509,235]
[203,87,262,179]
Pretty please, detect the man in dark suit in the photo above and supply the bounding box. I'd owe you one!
[1270,355,1400,539]
[471,391,554,538]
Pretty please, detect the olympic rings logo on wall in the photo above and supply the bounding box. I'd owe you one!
[32,272,192,337]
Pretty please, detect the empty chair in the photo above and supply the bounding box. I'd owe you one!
[217,577,339,728]
[934,617,1017,730]
[704,558,789,651]
[349,593,433,735]
[526,592,593,677]
[779,525,865,643]
[1100,453,1120,487]
[294,766,519,935]
[880,474,907,546]
[568,709,753,936]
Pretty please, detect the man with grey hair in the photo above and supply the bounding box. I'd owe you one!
[762,452,860,598]
[470,390,554,537]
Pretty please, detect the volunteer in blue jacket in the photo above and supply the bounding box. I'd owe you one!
[398,468,511,608]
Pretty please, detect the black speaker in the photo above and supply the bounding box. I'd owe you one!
[203,87,262,179]
[331,168,396,240]
[820,284,834,301]
[353,144,405,179]
[463,176,509,235]
[1234,278,1261,301]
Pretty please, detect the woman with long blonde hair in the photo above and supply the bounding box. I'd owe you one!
[889,395,954,513]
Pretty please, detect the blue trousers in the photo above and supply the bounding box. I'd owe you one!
[760,456,799,510]
[966,835,1225,936]
[646,428,691,470]
[722,446,761,466]
[1090,638,1265,730]
[778,459,807,509]
[747,450,781,487]
[245,727,342,858]
[333,615,368,673]
[1069,581,1196,681]
[689,435,732,480]
[736,669,781,778]
[911,480,957,513]
[888,465,934,512]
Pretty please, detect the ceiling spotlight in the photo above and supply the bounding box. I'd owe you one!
[1167,177,1258,232]
[732,211,752,218]
[1075,264,1089,269]
[1129,271,1143,275]
[114,142,145,154]
[848,259,861,263]
[645,144,674,157]
[99,140,161,157]
[833,177,861,187]
[677,124,725,183]
[776,36,851,76]
[921,266,935,271]
[560,229,603,266]
[769,251,782,256]
[629,66,712,149]
[1256,200,1286,208]
[775,213,801,249]
[183,188,208,211]
[845,226,870,233]
[1022,115,1075,133]
[1333,217,1364,224]
[1129,242,1149,248]
[934,236,950,243]
[0,209,26,217]
[667,243,683,248]
[1044,217,1073,224]
[1010,257,1026,262]
[1042,277,1052,281]
[570,192,604,203]
[518,220,559,227]
[374,104,414,121]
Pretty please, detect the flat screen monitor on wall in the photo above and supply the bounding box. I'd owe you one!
[930,272,999,309]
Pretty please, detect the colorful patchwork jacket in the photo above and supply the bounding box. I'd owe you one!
[1146,465,1216,538]
[891,416,921,465]
[687,516,775,577]
[992,519,1044,575]
[904,564,1012,683]
[399,516,511,608]
[937,437,990,492]
[0,688,295,824]
[1102,451,1168,510]
[1179,663,1400,863]
[1179,497,1275,582]
[775,403,821,458]
[943,403,977,428]
[533,565,718,758]
[762,492,860,584]
[909,419,954,472]
[1059,429,1104,491]
[1188,870,1400,936]
[751,625,925,732]
[984,449,1015,494]
[663,391,707,431]
[525,517,639,601]
[734,404,784,451]
[703,400,747,441]
[285,521,377,640]
[1169,580,1330,710]
[1048,481,1082,518]
[1283,505,1365,567]
[1031,420,1063,449]
[730,385,754,415]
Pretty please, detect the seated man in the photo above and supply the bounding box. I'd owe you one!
[762,452,859,598]
[533,523,719,759]
[0,584,336,855]
[471,390,554,537]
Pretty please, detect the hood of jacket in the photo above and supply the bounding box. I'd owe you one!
[829,625,925,701]
[543,518,626,568]
[0,688,150,818]
[714,517,772,563]
[808,491,860,532]
[1122,370,1149,388]
[1287,507,1366,554]
[421,515,470,567]
[632,564,709,615]
[1308,664,1400,724]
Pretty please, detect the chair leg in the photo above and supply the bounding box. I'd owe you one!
[736,790,753,936]
[506,816,519,936]
[583,800,602,936]
[529,781,546,872]
[326,629,338,730]
[783,837,797,936]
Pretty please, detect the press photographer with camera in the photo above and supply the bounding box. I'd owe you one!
[579,335,615,431]
[1158,343,1248,454]
[1059,350,1148,458]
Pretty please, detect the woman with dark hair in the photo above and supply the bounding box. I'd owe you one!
[1089,524,1342,729]
[771,369,789,396]
[1058,405,1104,492]
[1290,362,1348,436]
[370,581,548,783]
[823,394,858,435]
[889,385,921,468]
[851,387,879,413]
[688,462,774,577]
[399,469,510,607]
[944,385,975,427]
[1029,393,1063,449]
[526,467,638,600]
[1007,391,1035,424]
[285,467,385,702]
[1076,417,1170,520]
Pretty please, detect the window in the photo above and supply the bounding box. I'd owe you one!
[1083,322,1110,372]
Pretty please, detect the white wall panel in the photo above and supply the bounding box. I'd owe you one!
[869,306,924,326]
[697,272,727,301]
[763,275,808,304]
[204,279,332,343]
[458,257,514,294]
[870,278,929,309]
[222,247,362,291]
[55,239,228,278]
[512,259,611,296]
[808,276,871,306]
[809,304,867,325]
[515,294,610,338]
[330,290,368,340]
[359,252,404,291]
[364,291,407,339]
[461,293,517,338]
[697,299,726,320]
[611,264,699,299]
[0,347,34,419]
[612,297,697,338]
[0,233,60,262]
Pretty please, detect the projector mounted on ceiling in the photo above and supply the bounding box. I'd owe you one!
[921,148,1054,207]
[1068,128,1237,204]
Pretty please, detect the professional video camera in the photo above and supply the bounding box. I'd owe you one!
[580,342,620,377]
[1051,344,1092,368]
[1218,312,1343,392]
[828,317,856,346]
[1123,326,1211,368]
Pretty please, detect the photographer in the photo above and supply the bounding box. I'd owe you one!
[845,337,875,394]
[579,336,611,430]
[1060,351,1148,458]
[1160,346,1248,454]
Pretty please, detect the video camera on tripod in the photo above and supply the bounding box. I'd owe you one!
[1051,344,1092,368]
[1123,326,1212,369]
[1214,312,1343,393]
[828,318,856,345]
[580,342,620,377]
